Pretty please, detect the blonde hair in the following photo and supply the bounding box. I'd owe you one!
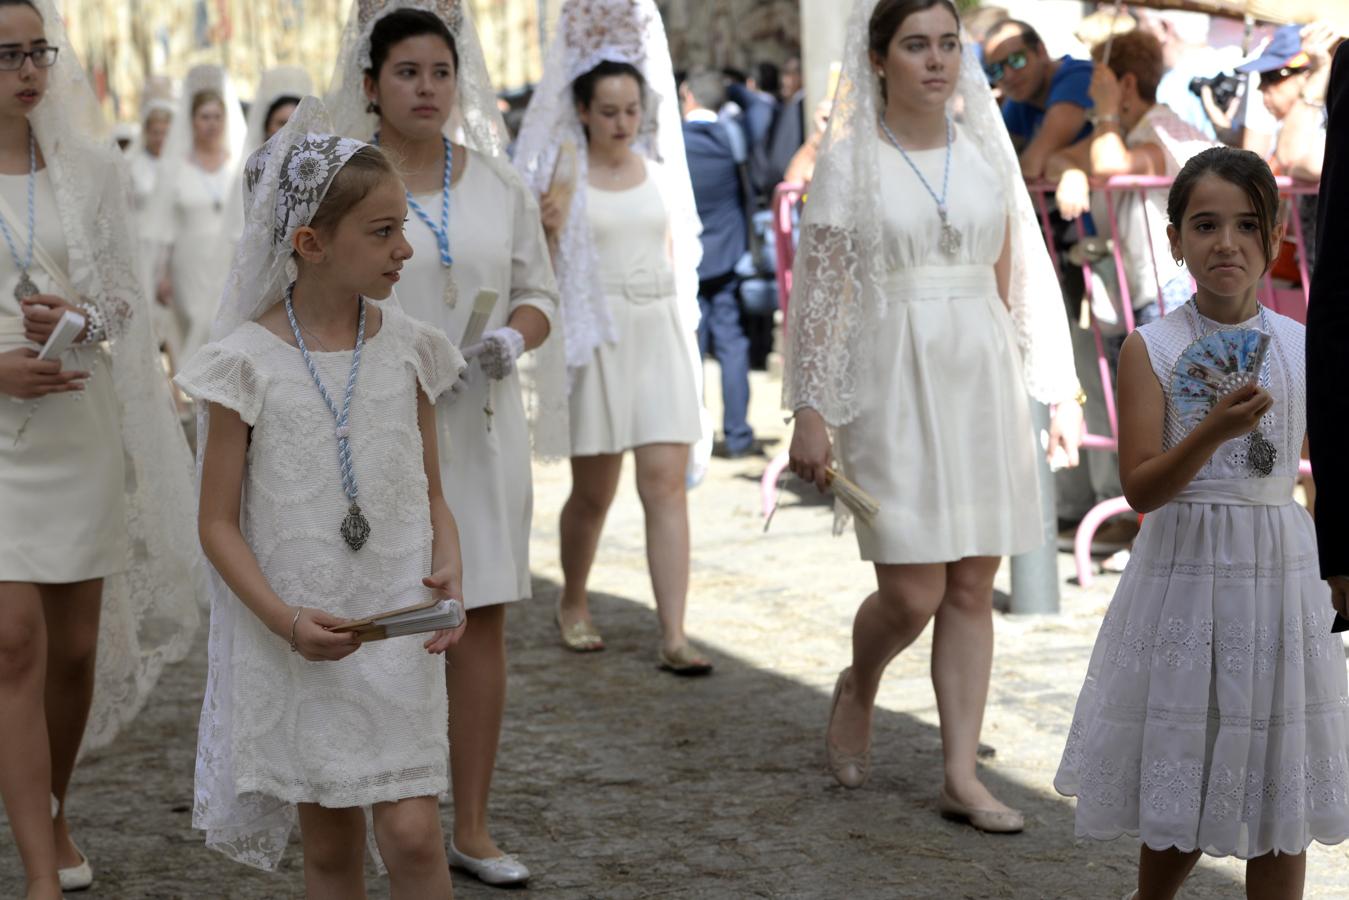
[307,145,400,236]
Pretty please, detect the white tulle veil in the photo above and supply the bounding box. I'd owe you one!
[22,0,200,754]
[191,97,370,869]
[242,66,314,154]
[325,0,570,458]
[783,0,1080,425]
[511,0,705,375]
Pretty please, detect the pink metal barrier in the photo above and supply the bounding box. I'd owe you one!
[1026,174,1318,586]
[761,183,805,519]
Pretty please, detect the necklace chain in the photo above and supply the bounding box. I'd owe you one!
[284,284,367,507]
[0,130,36,274]
[878,115,960,255]
[375,132,453,268]
[878,115,953,215]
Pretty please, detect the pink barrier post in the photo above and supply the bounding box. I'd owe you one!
[763,183,805,519]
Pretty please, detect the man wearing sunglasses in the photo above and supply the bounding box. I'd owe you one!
[982,19,1094,179]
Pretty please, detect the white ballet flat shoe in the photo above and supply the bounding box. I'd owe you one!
[447,841,530,886]
[58,847,93,892]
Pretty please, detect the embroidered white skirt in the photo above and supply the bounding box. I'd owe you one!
[1055,477,1349,858]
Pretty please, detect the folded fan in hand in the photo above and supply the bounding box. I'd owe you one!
[1171,328,1270,434]
[331,593,464,642]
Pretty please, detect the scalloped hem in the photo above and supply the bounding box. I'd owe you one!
[1056,791,1349,859]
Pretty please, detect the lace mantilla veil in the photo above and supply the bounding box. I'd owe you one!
[222,67,315,235]
[325,0,570,458]
[192,97,370,869]
[783,0,1080,426]
[512,0,705,378]
[24,0,200,754]
[142,64,248,247]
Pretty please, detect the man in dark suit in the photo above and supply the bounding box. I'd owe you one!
[1308,42,1349,617]
[681,68,756,457]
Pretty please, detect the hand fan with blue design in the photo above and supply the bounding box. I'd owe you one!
[1171,328,1271,435]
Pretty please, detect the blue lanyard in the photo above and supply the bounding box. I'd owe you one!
[375,131,453,268]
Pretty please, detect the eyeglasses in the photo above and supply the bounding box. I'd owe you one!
[0,46,59,72]
[984,50,1028,85]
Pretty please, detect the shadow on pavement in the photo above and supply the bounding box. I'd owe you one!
[1,576,1248,899]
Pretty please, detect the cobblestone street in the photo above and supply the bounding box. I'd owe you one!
[4,369,1348,898]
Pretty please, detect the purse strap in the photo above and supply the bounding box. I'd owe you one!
[0,180,78,301]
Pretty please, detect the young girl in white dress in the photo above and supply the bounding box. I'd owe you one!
[326,1,567,884]
[514,0,711,674]
[0,1,199,896]
[786,0,1083,832]
[1055,148,1349,899]
[145,64,246,363]
[176,99,469,896]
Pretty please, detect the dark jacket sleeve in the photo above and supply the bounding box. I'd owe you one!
[1308,44,1349,579]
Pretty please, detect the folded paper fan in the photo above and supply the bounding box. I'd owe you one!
[1171,328,1270,434]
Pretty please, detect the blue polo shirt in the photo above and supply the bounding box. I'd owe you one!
[1002,56,1095,144]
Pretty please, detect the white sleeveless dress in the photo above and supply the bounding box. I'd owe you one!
[1055,303,1349,858]
[397,150,558,608]
[833,134,1040,564]
[175,304,465,868]
[0,168,128,582]
[568,164,702,456]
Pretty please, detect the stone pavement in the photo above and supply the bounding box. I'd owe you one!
[4,369,1348,898]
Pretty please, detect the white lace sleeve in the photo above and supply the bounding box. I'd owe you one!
[405,314,467,402]
[174,339,271,426]
[783,223,873,423]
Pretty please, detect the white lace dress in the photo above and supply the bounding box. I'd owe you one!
[1055,303,1349,858]
[569,162,702,456]
[175,303,465,869]
[397,150,558,608]
[832,134,1040,564]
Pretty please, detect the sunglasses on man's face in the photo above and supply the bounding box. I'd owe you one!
[984,49,1029,85]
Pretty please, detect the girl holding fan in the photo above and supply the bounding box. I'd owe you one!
[1056,148,1349,898]
[327,0,565,885]
[178,98,468,896]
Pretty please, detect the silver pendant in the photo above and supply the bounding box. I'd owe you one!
[341,502,371,551]
[443,273,458,309]
[14,270,38,301]
[1247,432,1277,477]
[938,215,962,257]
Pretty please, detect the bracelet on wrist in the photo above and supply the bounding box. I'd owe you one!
[77,301,106,344]
[288,607,303,653]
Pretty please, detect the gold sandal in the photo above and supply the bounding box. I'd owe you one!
[555,601,604,652]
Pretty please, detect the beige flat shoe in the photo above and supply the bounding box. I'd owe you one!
[826,668,870,789]
[938,788,1024,834]
[555,601,604,652]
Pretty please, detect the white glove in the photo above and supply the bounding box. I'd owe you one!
[463,326,525,381]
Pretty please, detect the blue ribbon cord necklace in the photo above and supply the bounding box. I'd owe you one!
[285,284,371,551]
[374,131,457,307]
[0,130,39,301]
[879,114,962,257]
